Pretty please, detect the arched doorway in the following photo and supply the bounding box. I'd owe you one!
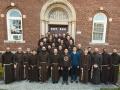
[40,0,76,39]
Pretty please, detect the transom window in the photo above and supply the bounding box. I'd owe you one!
[6,9,23,41]
[92,13,107,43]
[48,8,68,21]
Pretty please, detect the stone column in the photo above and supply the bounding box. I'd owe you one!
[41,20,45,36]
[45,20,49,34]
[71,21,76,41]
[68,21,72,35]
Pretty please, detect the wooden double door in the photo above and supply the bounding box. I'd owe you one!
[48,25,68,34]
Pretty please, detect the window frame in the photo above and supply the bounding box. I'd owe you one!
[6,9,23,42]
[92,13,107,44]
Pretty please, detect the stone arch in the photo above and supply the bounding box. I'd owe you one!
[40,0,76,39]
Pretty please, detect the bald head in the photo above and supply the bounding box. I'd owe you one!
[42,46,46,51]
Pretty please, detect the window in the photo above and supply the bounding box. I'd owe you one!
[92,13,107,43]
[7,9,23,41]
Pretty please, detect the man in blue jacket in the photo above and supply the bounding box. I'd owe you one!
[70,46,80,83]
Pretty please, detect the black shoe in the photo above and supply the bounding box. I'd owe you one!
[62,81,65,85]
[55,81,58,83]
[29,80,32,82]
[71,80,73,83]
[66,81,69,85]
[104,82,108,85]
[40,82,43,84]
[52,81,55,84]
[76,81,78,83]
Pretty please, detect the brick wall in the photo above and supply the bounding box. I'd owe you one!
[0,0,120,52]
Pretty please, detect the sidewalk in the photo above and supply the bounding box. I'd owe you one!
[0,79,118,90]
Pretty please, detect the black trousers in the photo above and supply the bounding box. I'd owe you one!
[62,67,69,82]
[71,65,77,81]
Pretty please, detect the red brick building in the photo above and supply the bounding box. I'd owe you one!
[0,0,120,52]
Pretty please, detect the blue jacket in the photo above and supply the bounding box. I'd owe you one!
[70,52,80,66]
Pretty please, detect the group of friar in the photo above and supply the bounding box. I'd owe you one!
[1,32,120,85]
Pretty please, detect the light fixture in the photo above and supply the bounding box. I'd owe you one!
[11,2,15,6]
[23,15,26,18]
[100,7,104,10]
[0,14,5,18]
[109,18,112,22]
[89,17,92,21]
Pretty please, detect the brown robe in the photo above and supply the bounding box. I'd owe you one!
[51,54,60,83]
[110,53,120,84]
[53,37,58,47]
[23,52,32,80]
[80,54,91,83]
[61,44,66,50]
[47,38,53,46]
[1,51,15,84]
[88,51,93,82]
[91,52,102,84]
[38,51,49,82]
[29,54,39,82]
[14,52,24,81]
[101,52,111,83]
[64,39,70,49]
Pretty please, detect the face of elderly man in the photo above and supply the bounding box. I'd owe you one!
[48,45,51,49]
[94,48,99,52]
[84,48,88,55]
[32,50,37,55]
[6,47,10,52]
[64,49,68,54]
[54,49,58,54]
[58,46,62,50]
[26,48,31,52]
[77,44,82,48]
[113,48,117,53]
[18,47,22,53]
